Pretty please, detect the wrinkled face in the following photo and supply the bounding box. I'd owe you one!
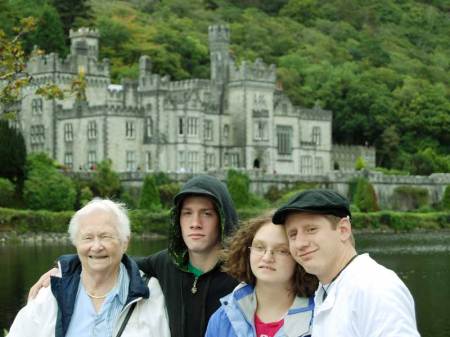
[75,210,128,275]
[180,196,220,255]
[285,213,346,283]
[250,222,297,287]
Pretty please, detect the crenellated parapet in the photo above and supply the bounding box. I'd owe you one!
[229,58,276,82]
[208,25,230,48]
[69,27,100,39]
[27,53,110,78]
[55,102,144,119]
[169,79,211,91]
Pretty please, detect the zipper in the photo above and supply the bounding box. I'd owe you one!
[191,276,198,294]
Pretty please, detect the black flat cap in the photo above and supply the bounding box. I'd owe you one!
[272,189,351,224]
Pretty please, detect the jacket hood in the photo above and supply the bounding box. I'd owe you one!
[168,175,238,267]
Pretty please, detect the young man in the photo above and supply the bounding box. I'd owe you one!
[272,189,421,337]
[28,175,239,337]
[136,175,239,337]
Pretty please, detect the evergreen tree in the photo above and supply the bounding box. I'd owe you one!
[0,121,26,190]
[27,4,67,56]
[90,159,121,198]
[441,185,450,211]
[139,174,161,210]
[353,177,379,212]
[51,0,93,39]
[227,169,251,208]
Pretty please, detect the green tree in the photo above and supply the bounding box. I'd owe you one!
[51,0,93,39]
[0,120,26,189]
[26,4,67,56]
[227,169,251,208]
[23,153,76,211]
[441,185,450,211]
[352,177,379,212]
[0,177,15,207]
[79,186,93,207]
[354,156,366,171]
[1,17,64,114]
[90,159,121,198]
[139,174,161,210]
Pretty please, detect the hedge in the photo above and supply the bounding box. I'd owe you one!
[1,208,449,234]
[0,208,171,235]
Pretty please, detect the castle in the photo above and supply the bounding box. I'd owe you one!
[13,25,375,174]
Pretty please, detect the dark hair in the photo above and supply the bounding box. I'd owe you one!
[222,212,318,297]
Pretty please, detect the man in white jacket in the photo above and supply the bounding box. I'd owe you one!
[272,189,421,337]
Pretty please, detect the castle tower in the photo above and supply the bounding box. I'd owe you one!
[208,25,230,84]
[70,27,100,60]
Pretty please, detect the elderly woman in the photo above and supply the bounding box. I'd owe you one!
[7,198,170,337]
[205,213,318,337]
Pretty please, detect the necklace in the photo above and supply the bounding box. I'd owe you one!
[86,290,109,299]
[322,254,358,302]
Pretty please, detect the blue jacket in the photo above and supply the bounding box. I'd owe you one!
[51,254,150,337]
[205,283,313,337]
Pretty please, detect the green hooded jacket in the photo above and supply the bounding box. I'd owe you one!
[137,175,239,337]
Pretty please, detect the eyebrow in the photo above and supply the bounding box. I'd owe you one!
[252,239,288,247]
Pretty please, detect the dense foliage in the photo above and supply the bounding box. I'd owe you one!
[23,153,76,211]
[1,0,449,174]
[89,159,121,198]
[139,174,162,210]
[0,178,15,208]
[0,121,26,188]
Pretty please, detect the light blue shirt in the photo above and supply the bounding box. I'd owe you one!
[66,263,130,337]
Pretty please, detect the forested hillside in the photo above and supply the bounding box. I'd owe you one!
[1,0,449,174]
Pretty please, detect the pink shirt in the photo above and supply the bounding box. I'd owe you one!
[254,314,284,337]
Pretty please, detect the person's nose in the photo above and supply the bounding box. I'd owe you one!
[189,212,202,229]
[292,234,309,251]
[90,237,104,250]
[261,249,275,262]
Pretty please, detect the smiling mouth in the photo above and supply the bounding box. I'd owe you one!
[298,250,317,259]
[89,255,108,260]
[259,265,276,271]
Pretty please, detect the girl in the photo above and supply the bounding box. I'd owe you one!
[205,213,318,337]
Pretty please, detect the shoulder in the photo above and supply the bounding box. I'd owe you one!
[344,254,401,289]
[205,306,233,336]
[135,249,172,274]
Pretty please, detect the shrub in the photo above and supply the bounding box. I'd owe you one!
[391,186,429,211]
[227,169,251,208]
[441,185,450,211]
[139,174,161,210]
[0,178,15,207]
[23,154,76,211]
[79,186,94,207]
[355,156,366,170]
[264,185,283,202]
[90,159,121,198]
[152,171,172,186]
[352,177,379,212]
[159,182,180,208]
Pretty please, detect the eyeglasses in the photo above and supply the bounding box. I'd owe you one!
[248,246,291,258]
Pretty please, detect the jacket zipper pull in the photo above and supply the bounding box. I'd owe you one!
[191,276,198,294]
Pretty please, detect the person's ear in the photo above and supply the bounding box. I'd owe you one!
[122,237,130,253]
[337,216,352,242]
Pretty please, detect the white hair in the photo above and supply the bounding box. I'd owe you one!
[68,198,131,244]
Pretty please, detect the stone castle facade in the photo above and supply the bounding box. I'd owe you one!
[13,25,375,174]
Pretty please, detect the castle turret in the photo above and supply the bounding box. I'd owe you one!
[70,27,100,60]
[208,25,230,84]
